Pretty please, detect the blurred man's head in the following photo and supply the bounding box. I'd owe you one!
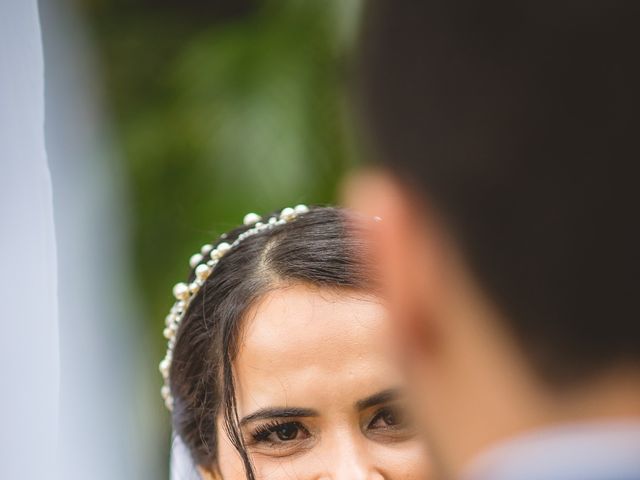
[348,1,640,476]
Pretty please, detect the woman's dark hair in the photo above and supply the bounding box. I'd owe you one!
[169,206,373,478]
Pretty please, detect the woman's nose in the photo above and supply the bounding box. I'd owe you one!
[317,431,385,480]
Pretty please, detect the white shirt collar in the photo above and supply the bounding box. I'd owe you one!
[462,419,640,480]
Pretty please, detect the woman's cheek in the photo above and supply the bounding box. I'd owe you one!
[247,442,432,480]
[373,440,433,479]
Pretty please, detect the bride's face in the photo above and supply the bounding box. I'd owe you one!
[212,284,430,479]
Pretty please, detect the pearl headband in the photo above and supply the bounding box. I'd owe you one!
[159,205,310,410]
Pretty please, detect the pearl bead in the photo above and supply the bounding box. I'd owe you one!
[217,241,231,255]
[188,282,200,295]
[200,244,213,256]
[163,327,174,339]
[161,385,170,399]
[165,396,174,410]
[165,314,175,327]
[243,212,262,226]
[172,282,190,301]
[280,207,295,221]
[189,253,203,268]
[195,263,211,280]
[211,242,231,260]
[294,204,309,214]
[159,358,170,377]
[268,216,277,225]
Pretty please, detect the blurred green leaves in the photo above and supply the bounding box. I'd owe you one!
[83,0,362,339]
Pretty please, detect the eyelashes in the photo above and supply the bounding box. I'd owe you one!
[247,404,412,449]
[368,405,406,430]
[250,420,309,444]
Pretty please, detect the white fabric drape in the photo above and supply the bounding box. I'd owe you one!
[0,1,59,478]
[171,436,203,480]
[39,0,152,477]
[2,1,153,478]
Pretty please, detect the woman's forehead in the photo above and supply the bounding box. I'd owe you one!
[240,285,388,359]
[233,285,401,413]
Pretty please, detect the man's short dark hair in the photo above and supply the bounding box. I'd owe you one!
[358,0,640,387]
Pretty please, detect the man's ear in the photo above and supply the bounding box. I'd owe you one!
[343,168,443,351]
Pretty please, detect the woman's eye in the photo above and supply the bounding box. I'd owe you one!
[274,422,299,441]
[251,421,309,445]
[368,406,408,431]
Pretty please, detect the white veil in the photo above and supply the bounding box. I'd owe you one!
[171,435,204,480]
[0,1,59,478]
[1,3,227,478]
[1,1,152,478]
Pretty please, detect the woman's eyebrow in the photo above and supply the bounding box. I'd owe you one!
[239,407,319,427]
[355,388,402,411]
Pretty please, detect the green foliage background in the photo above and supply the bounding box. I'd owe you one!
[79,0,363,472]
[84,0,359,342]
